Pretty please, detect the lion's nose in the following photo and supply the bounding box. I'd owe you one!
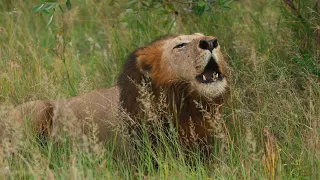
[198,39,218,52]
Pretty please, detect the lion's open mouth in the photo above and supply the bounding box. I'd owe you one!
[195,58,224,84]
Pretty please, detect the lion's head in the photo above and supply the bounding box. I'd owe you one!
[118,33,228,122]
[118,33,229,151]
[134,33,228,98]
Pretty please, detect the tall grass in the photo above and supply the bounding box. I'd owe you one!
[0,0,319,179]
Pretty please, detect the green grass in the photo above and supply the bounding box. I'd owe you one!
[0,0,319,179]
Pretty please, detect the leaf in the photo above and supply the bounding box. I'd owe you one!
[150,2,162,9]
[141,1,150,7]
[204,4,211,11]
[44,4,55,10]
[193,5,205,16]
[46,14,54,27]
[218,0,227,6]
[42,8,53,16]
[109,0,116,6]
[225,0,234,5]
[32,4,45,12]
[58,4,64,12]
[219,5,231,11]
[197,1,206,7]
[41,0,58,2]
[125,9,134,14]
[128,0,138,6]
[66,0,72,11]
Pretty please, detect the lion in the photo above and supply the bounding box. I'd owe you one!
[7,33,228,153]
[118,33,228,152]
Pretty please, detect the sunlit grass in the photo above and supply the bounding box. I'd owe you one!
[0,0,319,179]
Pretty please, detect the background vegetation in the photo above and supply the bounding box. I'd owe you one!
[0,0,319,179]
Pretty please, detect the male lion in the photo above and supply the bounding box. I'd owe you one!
[8,33,228,152]
[119,33,228,152]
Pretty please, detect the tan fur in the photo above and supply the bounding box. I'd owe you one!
[11,87,120,142]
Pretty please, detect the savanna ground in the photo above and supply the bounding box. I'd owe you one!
[0,0,320,179]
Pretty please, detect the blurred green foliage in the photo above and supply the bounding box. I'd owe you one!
[33,0,233,25]
[281,0,320,76]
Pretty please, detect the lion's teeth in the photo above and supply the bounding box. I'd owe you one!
[202,75,206,81]
[216,73,219,78]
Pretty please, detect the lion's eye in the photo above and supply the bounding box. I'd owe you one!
[174,43,187,49]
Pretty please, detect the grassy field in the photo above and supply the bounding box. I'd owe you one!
[0,0,319,179]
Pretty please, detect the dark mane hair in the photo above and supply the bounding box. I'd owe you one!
[117,35,178,117]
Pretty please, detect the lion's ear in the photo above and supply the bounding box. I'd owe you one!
[136,56,152,75]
